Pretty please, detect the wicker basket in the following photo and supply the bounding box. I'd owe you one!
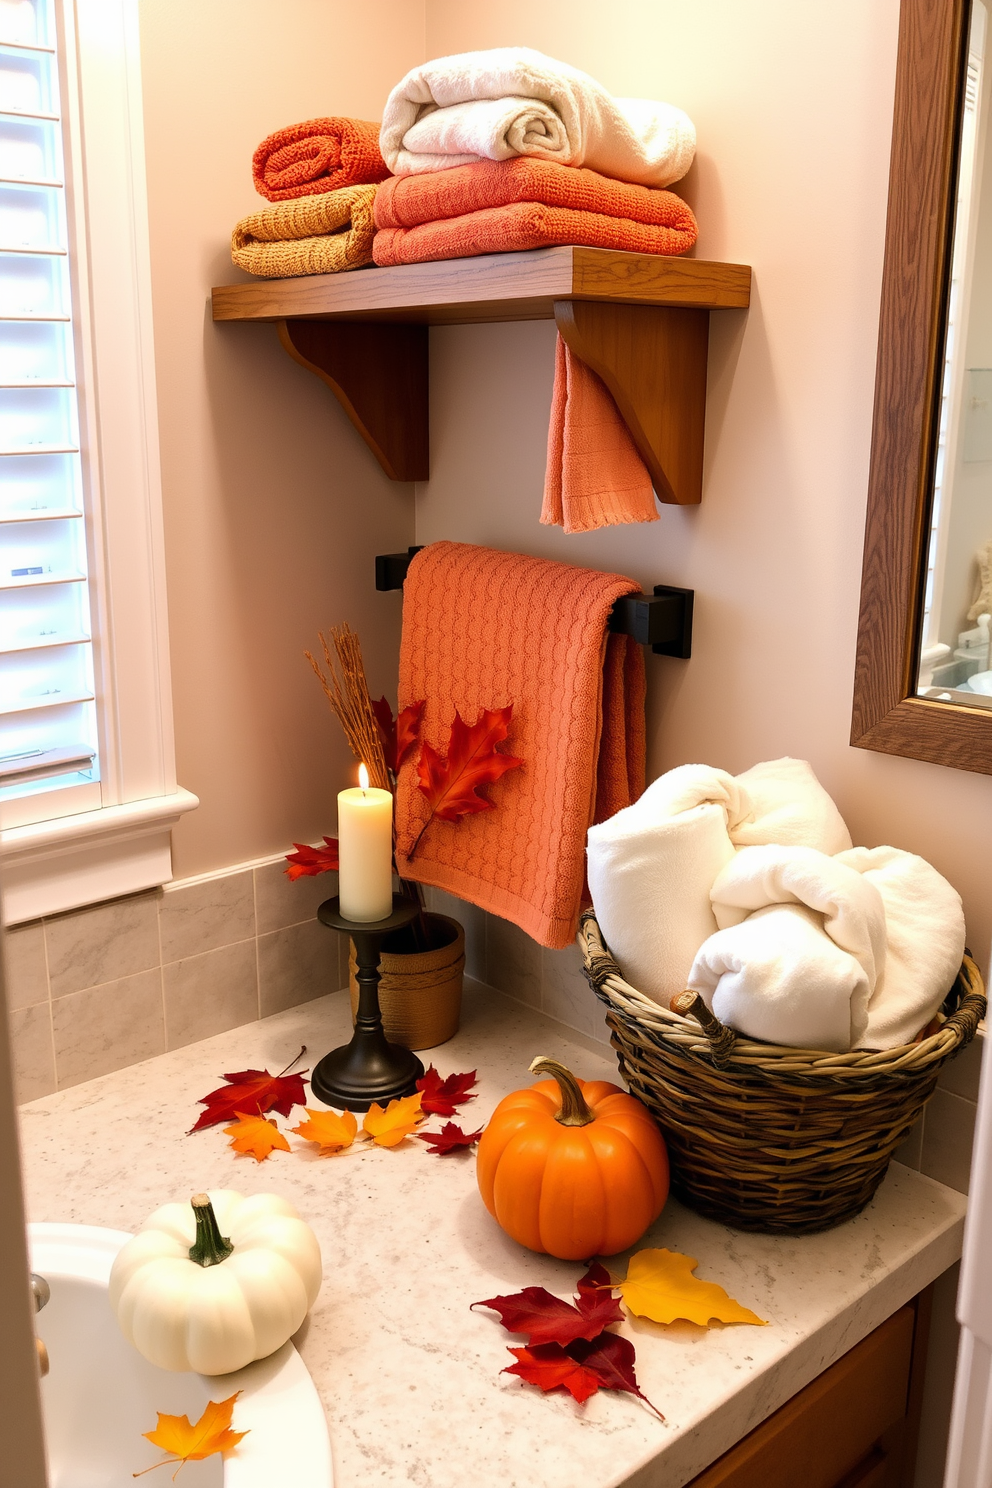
[579,909,986,1235]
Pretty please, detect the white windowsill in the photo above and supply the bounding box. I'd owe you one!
[0,786,199,923]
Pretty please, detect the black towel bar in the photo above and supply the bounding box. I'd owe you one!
[374,548,694,659]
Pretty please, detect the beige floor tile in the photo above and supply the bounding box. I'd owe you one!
[920,1088,978,1195]
[257,920,337,1017]
[160,871,255,963]
[164,939,258,1051]
[9,1002,55,1102]
[4,920,48,1010]
[254,859,337,935]
[486,914,541,1007]
[45,893,160,999]
[52,969,165,1089]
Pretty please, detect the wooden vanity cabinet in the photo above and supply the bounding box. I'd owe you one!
[687,1289,931,1488]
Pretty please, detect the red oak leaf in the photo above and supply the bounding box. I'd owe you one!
[473,1267,623,1347]
[373,697,424,776]
[505,1333,663,1419]
[188,1049,308,1134]
[284,837,339,880]
[416,1065,478,1116]
[408,706,523,858]
[416,1121,484,1155]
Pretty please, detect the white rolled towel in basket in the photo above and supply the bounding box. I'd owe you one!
[586,758,854,1007]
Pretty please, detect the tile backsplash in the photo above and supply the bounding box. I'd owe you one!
[5,859,348,1102]
[5,865,984,1203]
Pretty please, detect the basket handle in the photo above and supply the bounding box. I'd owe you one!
[669,991,737,1068]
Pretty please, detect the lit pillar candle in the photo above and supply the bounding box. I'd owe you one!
[337,763,393,922]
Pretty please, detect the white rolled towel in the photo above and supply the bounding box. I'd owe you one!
[379,47,696,187]
[587,764,743,1006]
[710,845,887,991]
[836,846,966,1049]
[731,758,853,855]
[688,904,872,1053]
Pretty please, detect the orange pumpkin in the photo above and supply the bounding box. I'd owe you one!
[476,1056,669,1260]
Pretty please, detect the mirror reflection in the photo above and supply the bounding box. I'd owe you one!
[918,0,992,707]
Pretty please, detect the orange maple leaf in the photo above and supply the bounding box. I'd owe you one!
[284,836,339,880]
[223,1112,291,1162]
[373,697,424,776]
[362,1092,423,1147]
[293,1107,358,1153]
[136,1391,248,1478]
[408,705,523,858]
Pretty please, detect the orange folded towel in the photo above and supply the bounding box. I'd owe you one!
[253,117,390,202]
[393,542,646,950]
[543,335,658,532]
[373,157,698,235]
[373,200,696,266]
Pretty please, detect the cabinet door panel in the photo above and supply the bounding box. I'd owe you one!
[688,1305,915,1488]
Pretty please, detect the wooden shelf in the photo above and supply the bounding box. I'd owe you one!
[211,246,751,493]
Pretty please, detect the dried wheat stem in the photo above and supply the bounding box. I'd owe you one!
[305,623,389,789]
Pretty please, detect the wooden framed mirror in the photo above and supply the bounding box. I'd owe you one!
[852,0,992,774]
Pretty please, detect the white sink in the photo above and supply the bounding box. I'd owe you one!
[29,1223,332,1488]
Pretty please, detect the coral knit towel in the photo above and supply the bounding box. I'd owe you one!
[231,186,377,278]
[393,542,646,951]
[543,335,658,532]
[252,117,389,202]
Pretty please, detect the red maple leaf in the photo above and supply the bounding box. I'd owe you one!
[416,1065,478,1116]
[408,706,523,859]
[416,1121,484,1155]
[505,1334,663,1418]
[284,837,339,880]
[372,697,424,776]
[473,1265,623,1347]
[188,1049,308,1134]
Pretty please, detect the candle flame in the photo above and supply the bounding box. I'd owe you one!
[358,762,369,792]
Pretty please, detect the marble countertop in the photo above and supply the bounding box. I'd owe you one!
[18,980,967,1488]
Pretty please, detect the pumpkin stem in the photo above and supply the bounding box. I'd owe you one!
[188,1193,234,1267]
[528,1057,595,1127]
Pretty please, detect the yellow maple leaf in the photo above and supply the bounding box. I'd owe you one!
[362,1092,423,1147]
[136,1391,248,1478]
[292,1106,358,1153]
[617,1249,767,1328]
[223,1111,291,1162]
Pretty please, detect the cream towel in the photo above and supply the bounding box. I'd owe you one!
[688,904,872,1053]
[710,844,887,991]
[380,48,695,187]
[732,758,853,855]
[837,846,966,1049]
[587,784,736,1007]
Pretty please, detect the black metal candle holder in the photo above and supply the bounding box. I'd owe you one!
[310,894,425,1112]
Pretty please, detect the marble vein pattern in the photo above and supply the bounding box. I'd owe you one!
[17,983,967,1488]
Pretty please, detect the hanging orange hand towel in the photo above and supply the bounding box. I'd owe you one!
[393,542,646,950]
[542,334,658,532]
[252,117,390,202]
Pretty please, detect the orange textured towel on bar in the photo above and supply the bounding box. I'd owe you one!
[253,117,390,202]
[543,335,657,532]
[393,542,646,950]
[374,157,698,235]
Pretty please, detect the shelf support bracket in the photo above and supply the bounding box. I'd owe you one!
[277,318,429,482]
[553,299,709,506]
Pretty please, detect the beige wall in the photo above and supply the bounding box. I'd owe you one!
[136,1,425,877]
[417,0,992,979]
[136,0,992,974]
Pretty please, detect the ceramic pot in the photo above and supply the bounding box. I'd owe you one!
[349,912,464,1051]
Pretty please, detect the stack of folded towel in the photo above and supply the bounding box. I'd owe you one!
[232,117,389,278]
[587,758,967,1052]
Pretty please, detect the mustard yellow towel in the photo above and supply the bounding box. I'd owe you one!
[230,185,377,278]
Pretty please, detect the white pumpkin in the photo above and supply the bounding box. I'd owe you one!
[109,1190,322,1375]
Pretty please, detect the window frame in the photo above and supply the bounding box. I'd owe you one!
[0,0,196,924]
